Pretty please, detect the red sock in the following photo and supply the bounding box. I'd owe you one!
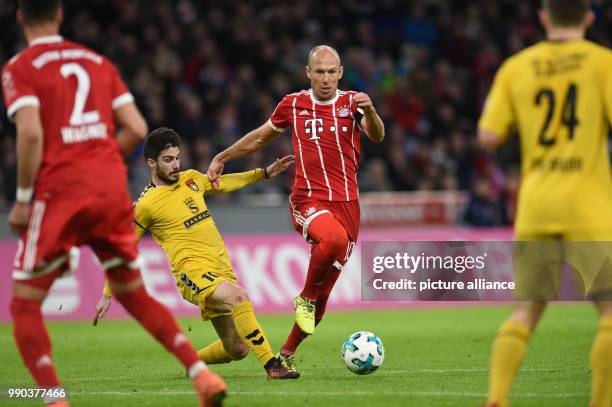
[300,215,348,300]
[10,297,60,387]
[108,267,201,372]
[314,268,341,324]
[282,268,342,354]
[281,323,308,355]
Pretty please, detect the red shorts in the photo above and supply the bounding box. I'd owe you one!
[289,194,360,245]
[13,191,138,281]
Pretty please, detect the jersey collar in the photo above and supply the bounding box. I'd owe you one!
[544,38,584,44]
[29,35,63,46]
[309,89,339,105]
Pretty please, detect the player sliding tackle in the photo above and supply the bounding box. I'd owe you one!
[208,45,384,373]
[95,127,299,380]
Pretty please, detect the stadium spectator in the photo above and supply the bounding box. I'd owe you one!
[0,0,610,228]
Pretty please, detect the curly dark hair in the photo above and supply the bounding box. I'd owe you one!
[143,127,181,161]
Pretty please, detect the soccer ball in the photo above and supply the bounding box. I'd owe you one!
[341,331,384,375]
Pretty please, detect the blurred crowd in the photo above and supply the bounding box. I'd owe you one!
[0,0,610,225]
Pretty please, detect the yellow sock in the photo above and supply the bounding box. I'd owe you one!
[232,300,274,366]
[197,339,235,364]
[590,317,612,407]
[487,320,531,407]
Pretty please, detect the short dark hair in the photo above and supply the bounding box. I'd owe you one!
[543,0,589,27]
[143,127,181,161]
[19,0,60,24]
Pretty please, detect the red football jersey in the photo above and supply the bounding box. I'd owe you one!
[268,89,364,201]
[2,35,134,196]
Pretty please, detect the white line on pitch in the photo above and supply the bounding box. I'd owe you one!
[69,390,587,398]
[380,368,580,373]
[66,367,582,382]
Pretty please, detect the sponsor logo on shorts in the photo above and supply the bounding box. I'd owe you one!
[179,273,205,294]
[305,207,316,217]
[183,210,210,229]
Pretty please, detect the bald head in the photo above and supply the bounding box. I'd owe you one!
[308,45,341,68]
[306,45,343,101]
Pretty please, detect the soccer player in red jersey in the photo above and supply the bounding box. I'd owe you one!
[2,2,225,405]
[207,45,385,372]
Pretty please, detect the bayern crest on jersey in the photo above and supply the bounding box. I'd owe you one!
[338,106,350,117]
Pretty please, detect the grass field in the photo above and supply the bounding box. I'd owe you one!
[0,304,597,406]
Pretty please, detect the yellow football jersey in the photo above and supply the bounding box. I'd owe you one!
[133,168,264,274]
[479,39,612,234]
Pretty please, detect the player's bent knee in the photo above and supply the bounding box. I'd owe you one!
[228,343,249,360]
[224,286,249,308]
[326,231,349,255]
[221,281,250,305]
[510,301,547,329]
[12,282,49,302]
[208,281,250,312]
[234,287,250,305]
[11,268,60,302]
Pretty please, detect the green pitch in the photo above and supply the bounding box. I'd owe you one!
[0,304,596,406]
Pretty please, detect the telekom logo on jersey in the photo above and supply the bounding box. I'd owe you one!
[31,49,108,145]
[304,118,350,140]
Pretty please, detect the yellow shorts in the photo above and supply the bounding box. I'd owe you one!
[175,268,238,321]
[514,231,612,300]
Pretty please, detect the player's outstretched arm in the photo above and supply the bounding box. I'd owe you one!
[8,106,43,235]
[354,92,385,143]
[207,122,280,188]
[114,102,148,158]
[207,155,295,195]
